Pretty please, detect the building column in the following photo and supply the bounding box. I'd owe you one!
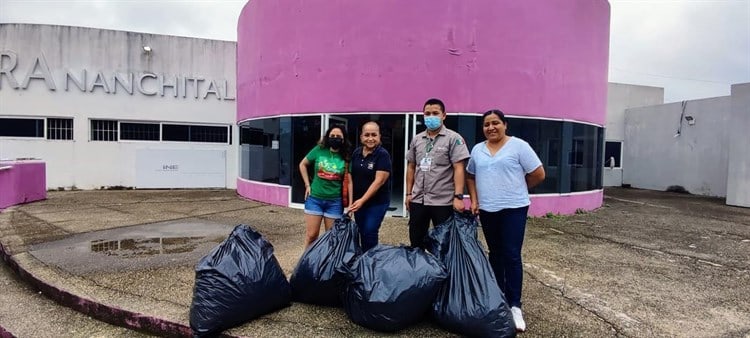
[726,83,750,207]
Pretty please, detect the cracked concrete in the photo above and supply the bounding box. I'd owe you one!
[0,188,748,337]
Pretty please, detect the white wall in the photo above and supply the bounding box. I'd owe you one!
[623,96,732,197]
[604,83,664,186]
[0,24,237,189]
[726,83,750,207]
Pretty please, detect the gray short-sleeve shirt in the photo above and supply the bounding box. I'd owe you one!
[406,126,470,206]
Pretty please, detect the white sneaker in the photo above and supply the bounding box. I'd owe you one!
[511,306,526,332]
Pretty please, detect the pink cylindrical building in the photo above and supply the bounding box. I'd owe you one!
[236,0,610,216]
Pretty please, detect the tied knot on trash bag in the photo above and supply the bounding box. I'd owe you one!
[426,212,517,338]
[189,224,291,337]
[290,215,362,306]
[340,244,448,332]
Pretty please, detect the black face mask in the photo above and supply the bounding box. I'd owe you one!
[327,137,344,150]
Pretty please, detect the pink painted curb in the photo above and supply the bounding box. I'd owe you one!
[0,325,16,338]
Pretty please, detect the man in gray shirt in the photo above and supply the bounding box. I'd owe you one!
[405,98,471,248]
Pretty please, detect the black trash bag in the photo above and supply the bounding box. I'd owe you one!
[290,216,361,306]
[189,224,291,337]
[341,244,448,332]
[426,212,516,338]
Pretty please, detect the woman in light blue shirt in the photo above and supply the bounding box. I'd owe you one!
[466,109,545,333]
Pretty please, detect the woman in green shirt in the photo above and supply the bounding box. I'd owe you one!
[298,125,352,247]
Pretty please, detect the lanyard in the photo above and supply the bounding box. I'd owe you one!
[425,137,436,154]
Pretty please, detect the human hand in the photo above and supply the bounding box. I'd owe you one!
[453,198,465,212]
[470,201,479,215]
[404,195,412,211]
[304,186,311,200]
[349,199,364,213]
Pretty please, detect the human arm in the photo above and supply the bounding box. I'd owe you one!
[299,158,312,200]
[517,140,545,189]
[467,173,479,215]
[405,162,415,211]
[349,170,390,213]
[452,160,466,211]
[466,154,478,215]
[525,165,546,189]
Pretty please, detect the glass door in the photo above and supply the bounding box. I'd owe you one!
[329,113,409,217]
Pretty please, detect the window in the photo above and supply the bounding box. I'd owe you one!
[289,116,322,203]
[239,116,322,202]
[240,127,266,145]
[162,124,190,141]
[0,118,44,137]
[570,124,603,192]
[47,118,73,140]
[239,118,282,184]
[604,141,622,168]
[163,124,229,143]
[444,116,481,150]
[189,125,229,143]
[506,118,563,193]
[91,120,118,141]
[120,122,160,141]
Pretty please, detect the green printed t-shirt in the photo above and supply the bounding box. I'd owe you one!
[305,145,345,199]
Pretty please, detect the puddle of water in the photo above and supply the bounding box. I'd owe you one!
[27,219,237,274]
[90,236,224,257]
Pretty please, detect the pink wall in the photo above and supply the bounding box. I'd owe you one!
[237,0,610,125]
[236,178,289,206]
[0,161,47,210]
[528,190,604,217]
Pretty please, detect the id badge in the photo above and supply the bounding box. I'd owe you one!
[419,157,432,171]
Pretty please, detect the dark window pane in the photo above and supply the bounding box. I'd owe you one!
[570,124,604,192]
[120,122,160,141]
[604,141,622,168]
[290,116,322,203]
[279,117,292,185]
[161,124,227,143]
[162,124,190,141]
[47,118,74,140]
[505,118,562,194]
[190,125,227,143]
[91,120,118,141]
[443,116,481,150]
[239,118,281,184]
[0,118,44,137]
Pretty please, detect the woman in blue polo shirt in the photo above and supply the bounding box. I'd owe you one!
[467,109,545,333]
[348,121,392,251]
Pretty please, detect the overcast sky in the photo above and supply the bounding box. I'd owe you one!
[1,0,748,103]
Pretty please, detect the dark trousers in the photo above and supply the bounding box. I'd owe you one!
[479,206,529,308]
[353,202,390,251]
[408,203,453,248]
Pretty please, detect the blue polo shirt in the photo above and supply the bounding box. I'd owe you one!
[350,145,392,207]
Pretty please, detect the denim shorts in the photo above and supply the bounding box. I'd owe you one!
[304,196,343,219]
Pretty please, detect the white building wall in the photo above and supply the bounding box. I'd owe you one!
[726,83,750,207]
[0,24,237,189]
[623,96,732,197]
[604,83,663,186]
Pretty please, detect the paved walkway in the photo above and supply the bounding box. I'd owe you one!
[0,188,748,337]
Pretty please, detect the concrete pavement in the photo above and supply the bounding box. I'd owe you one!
[0,188,748,337]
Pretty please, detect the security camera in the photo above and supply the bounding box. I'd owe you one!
[143,46,152,53]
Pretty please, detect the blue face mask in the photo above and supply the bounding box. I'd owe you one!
[424,116,442,131]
